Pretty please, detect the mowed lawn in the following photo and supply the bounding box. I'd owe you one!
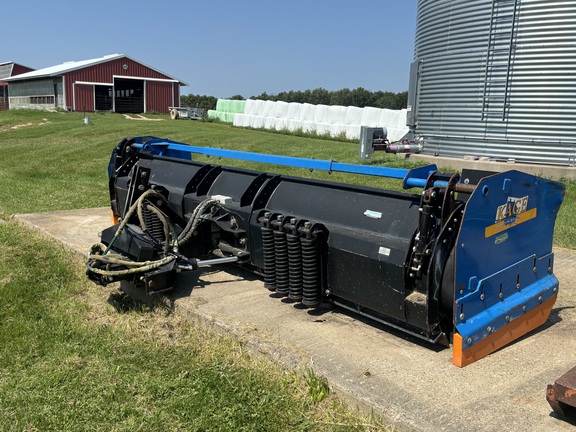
[0,110,395,432]
[0,110,573,431]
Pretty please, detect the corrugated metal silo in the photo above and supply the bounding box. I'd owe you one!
[408,0,576,166]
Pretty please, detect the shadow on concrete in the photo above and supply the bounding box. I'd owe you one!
[548,412,576,427]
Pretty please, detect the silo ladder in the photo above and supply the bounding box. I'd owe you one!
[481,0,520,122]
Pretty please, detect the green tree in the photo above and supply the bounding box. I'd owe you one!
[180,94,218,109]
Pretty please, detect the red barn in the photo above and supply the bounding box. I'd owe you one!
[0,61,35,110]
[4,54,187,113]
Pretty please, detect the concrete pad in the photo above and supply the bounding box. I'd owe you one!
[15,208,576,431]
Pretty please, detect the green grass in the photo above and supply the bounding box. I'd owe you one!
[0,222,383,431]
[0,110,389,431]
[0,110,418,215]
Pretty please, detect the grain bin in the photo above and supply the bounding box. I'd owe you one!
[408,0,576,165]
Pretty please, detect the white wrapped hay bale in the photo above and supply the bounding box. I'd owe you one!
[315,122,331,136]
[233,113,250,127]
[378,109,409,142]
[262,100,276,117]
[387,128,409,142]
[287,102,302,119]
[377,109,394,130]
[360,106,382,127]
[300,120,316,133]
[299,103,316,122]
[244,99,257,115]
[273,101,289,118]
[314,104,329,123]
[274,117,288,131]
[344,106,363,125]
[249,115,265,129]
[330,123,347,138]
[326,105,347,124]
[263,116,275,130]
[287,119,303,132]
[345,124,362,140]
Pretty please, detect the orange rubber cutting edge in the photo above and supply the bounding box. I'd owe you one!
[453,295,557,367]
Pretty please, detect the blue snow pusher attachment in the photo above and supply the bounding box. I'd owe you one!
[87,137,565,367]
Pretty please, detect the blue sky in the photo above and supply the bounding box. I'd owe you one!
[4,1,417,98]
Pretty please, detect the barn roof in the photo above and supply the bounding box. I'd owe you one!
[4,54,188,85]
[0,61,35,80]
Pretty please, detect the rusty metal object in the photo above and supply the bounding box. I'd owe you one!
[547,365,576,419]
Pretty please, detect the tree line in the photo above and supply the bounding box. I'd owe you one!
[180,87,408,111]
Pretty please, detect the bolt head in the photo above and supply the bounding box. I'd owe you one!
[487,326,492,333]
[522,305,527,312]
[499,292,503,299]
[459,313,465,321]
[505,315,510,322]
[480,294,485,301]
[467,338,472,344]
[538,296,543,303]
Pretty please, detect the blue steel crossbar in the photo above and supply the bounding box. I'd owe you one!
[131,138,439,189]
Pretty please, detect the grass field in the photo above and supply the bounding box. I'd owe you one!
[0,110,392,431]
[0,109,574,431]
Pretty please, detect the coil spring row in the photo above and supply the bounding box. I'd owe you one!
[260,214,322,307]
[274,230,290,295]
[262,226,276,290]
[287,232,303,301]
[142,201,166,243]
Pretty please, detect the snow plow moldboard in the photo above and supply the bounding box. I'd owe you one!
[86,136,566,367]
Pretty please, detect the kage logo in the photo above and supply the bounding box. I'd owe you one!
[495,196,529,225]
[486,195,536,238]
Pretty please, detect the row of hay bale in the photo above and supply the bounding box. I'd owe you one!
[207,99,246,123]
[233,99,409,141]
